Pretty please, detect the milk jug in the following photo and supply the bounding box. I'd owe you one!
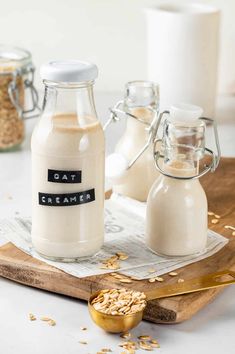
[31,60,105,261]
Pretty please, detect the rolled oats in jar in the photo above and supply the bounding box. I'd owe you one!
[0,46,40,151]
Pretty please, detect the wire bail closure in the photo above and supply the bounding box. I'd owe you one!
[104,100,159,169]
[8,64,41,120]
[153,111,221,180]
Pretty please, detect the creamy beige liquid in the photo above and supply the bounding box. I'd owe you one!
[113,107,159,202]
[146,161,208,256]
[31,114,105,259]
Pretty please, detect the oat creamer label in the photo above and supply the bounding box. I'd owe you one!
[48,169,82,183]
[39,189,95,206]
[38,169,95,206]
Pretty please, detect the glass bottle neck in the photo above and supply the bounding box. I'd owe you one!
[42,81,98,121]
[162,118,206,177]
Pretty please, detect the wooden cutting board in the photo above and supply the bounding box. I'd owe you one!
[0,157,234,324]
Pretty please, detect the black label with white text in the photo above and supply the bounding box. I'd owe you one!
[38,189,95,206]
[48,169,82,183]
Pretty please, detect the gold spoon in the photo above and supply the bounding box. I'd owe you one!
[88,269,235,333]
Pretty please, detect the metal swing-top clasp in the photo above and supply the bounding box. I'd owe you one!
[8,64,41,120]
[104,99,159,172]
[153,106,221,180]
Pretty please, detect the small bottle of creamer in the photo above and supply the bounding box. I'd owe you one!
[31,60,105,261]
[146,103,220,257]
[105,81,160,202]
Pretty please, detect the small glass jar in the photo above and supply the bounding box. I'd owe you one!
[0,45,40,151]
[31,60,105,261]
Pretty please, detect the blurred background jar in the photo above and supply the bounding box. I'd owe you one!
[105,81,160,202]
[0,45,40,151]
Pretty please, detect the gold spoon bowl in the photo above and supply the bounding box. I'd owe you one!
[88,290,144,333]
[88,269,235,333]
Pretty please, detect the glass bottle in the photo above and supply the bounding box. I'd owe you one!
[106,80,160,202]
[31,60,105,261]
[0,45,40,151]
[146,103,220,256]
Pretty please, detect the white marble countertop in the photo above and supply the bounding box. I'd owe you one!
[0,92,235,354]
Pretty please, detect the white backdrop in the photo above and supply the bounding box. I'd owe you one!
[1,0,235,93]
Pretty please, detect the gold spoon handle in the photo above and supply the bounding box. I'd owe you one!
[146,269,235,301]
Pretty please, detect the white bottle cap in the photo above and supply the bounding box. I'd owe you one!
[40,60,98,82]
[170,103,203,122]
[105,153,129,183]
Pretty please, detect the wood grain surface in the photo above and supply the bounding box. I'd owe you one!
[0,157,234,324]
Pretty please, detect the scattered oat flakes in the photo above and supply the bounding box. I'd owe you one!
[178,278,185,283]
[208,211,214,216]
[214,214,221,219]
[40,316,56,326]
[29,313,36,321]
[232,231,235,236]
[130,276,142,281]
[111,273,125,279]
[169,272,178,276]
[100,252,130,270]
[225,225,235,231]
[150,339,159,344]
[148,278,156,283]
[119,340,137,352]
[155,276,164,282]
[116,252,129,260]
[151,341,160,348]
[48,319,56,326]
[40,316,52,321]
[100,255,120,270]
[211,219,219,224]
[138,335,151,340]
[79,340,87,345]
[119,278,133,283]
[120,332,131,339]
[119,342,128,347]
[101,348,112,352]
[139,341,153,351]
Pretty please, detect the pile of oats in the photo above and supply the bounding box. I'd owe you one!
[91,289,146,315]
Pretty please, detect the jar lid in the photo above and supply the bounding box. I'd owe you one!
[170,103,203,122]
[40,60,98,83]
[0,45,31,72]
